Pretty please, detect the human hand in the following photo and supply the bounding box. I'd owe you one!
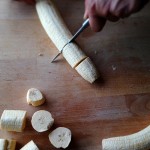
[84,0,149,32]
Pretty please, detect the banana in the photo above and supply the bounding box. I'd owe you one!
[102,125,150,150]
[35,0,99,83]
[27,88,45,107]
[0,110,27,132]
[7,140,16,150]
[20,140,39,150]
[75,57,99,83]
[0,139,16,150]
[0,139,7,150]
[36,0,86,68]
[49,127,71,149]
[31,110,54,132]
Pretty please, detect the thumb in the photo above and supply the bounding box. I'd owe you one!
[84,0,90,19]
[84,11,89,19]
[89,15,106,32]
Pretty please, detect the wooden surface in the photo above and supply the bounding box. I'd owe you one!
[0,0,150,149]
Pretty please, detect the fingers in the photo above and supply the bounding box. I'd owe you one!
[107,13,119,21]
[89,15,106,32]
[84,0,96,19]
[84,0,107,32]
[109,0,130,18]
[84,0,147,32]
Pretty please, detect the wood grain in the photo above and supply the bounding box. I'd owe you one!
[0,0,150,149]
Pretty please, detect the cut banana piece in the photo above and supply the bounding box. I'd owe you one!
[27,88,45,107]
[0,139,8,150]
[31,110,54,132]
[0,110,27,132]
[20,140,39,150]
[49,127,71,149]
[7,140,16,150]
[75,57,99,83]
[102,125,150,150]
[0,139,16,150]
[36,0,99,83]
[62,43,87,68]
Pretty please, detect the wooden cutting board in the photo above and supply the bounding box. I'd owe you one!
[0,0,150,149]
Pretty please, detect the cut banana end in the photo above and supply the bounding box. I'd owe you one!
[27,88,45,107]
[49,127,71,149]
[75,57,99,83]
[31,110,54,132]
[20,140,39,150]
[0,110,27,132]
[0,139,8,150]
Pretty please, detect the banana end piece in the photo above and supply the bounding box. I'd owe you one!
[75,57,99,83]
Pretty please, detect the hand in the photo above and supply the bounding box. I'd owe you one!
[84,0,149,32]
[15,0,35,4]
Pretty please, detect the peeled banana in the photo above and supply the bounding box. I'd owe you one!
[36,0,99,83]
[31,110,54,132]
[102,125,150,150]
[0,110,27,132]
[49,127,71,149]
[27,88,45,107]
[20,140,39,150]
[0,139,16,150]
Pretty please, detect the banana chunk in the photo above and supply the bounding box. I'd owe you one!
[31,110,54,132]
[20,141,39,150]
[7,140,16,150]
[0,110,27,132]
[75,57,99,83]
[0,139,16,150]
[62,43,87,68]
[49,127,71,149]
[27,88,45,107]
[0,139,8,150]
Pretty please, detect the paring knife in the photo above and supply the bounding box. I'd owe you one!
[51,18,89,63]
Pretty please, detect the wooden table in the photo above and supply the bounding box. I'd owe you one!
[0,0,150,149]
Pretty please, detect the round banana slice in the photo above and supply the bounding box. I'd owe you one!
[27,88,45,107]
[31,110,54,132]
[49,127,71,149]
